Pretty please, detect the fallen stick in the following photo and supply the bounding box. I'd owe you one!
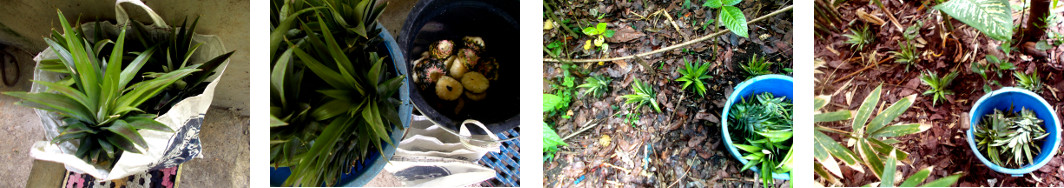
[832,55,894,84]
[545,5,793,63]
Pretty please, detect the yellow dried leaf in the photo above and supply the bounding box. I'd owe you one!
[544,19,554,30]
[584,40,592,50]
[600,135,611,147]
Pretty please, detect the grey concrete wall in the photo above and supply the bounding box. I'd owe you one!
[0,0,250,114]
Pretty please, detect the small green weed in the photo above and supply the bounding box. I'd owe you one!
[621,78,661,113]
[675,58,713,97]
[577,74,612,98]
[741,54,773,78]
[843,25,873,50]
[919,71,958,106]
[1014,70,1043,93]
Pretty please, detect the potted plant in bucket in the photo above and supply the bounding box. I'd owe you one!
[269,0,412,186]
[721,74,794,187]
[967,87,1061,176]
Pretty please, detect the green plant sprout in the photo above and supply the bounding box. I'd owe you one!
[889,40,918,72]
[1014,70,1043,93]
[972,54,1016,93]
[920,71,958,106]
[577,74,612,98]
[741,54,774,78]
[974,107,1049,168]
[675,58,713,97]
[704,0,749,38]
[843,25,873,50]
[582,23,615,52]
[620,78,661,113]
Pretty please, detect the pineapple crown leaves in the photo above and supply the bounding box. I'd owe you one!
[974,107,1049,168]
[620,78,661,113]
[269,0,401,186]
[675,58,713,97]
[576,74,611,98]
[4,10,188,164]
[919,71,958,106]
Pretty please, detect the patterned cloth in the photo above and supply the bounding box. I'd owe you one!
[64,165,181,188]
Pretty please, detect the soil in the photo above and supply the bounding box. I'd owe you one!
[543,0,793,187]
[815,0,1064,186]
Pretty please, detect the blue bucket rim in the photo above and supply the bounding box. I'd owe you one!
[966,87,1061,176]
[720,74,793,180]
[269,26,412,186]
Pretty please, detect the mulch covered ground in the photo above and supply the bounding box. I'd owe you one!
[543,0,793,187]
[815,0,1064,186]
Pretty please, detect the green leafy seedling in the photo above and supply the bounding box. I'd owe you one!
[620,78,661,113]
[582,23,615,51]
[1014,70,1043,93]
[843,25,874,50]
[920,71,958,106]
[577,75,612,98]
[740,54,773,78]
[704,0,749,38]
[675,58,713,97]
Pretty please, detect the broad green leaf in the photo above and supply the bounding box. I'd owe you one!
[858,139,885,178]
[722,0,741,6]
[919,173,962,187]
[814,96,829,110]
[899,167,933,187]
[880,149,898,187]
[703,0,722,8]
[718,6,749,38]
[103,120,148,148]
[866,94,916,134]
[543,123,568,152]
[816,110,853,123]
[814,130,859,165]
[934,0,1013,41]
[870,123,930,138]
[126,117,173,132]
[543,94,564,113]
[854,85,883,133]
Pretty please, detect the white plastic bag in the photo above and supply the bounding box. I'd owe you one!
[27,0,229,180]
[384,116,501,186]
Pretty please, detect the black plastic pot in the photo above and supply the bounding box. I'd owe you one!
[399,0,519,134]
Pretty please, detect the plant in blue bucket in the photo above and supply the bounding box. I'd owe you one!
[270,0,406,186]
[967,87,1060,176]
[973,107,1049,168]
[728,92,793,188]
[723,75,793,187]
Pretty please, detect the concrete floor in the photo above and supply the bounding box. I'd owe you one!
[1,45,249,186]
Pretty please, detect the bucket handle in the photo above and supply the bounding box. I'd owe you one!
[115,0,169,28]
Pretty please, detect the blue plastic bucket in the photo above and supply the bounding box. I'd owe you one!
[721,74,793,180]
[269,27,413,186]
[966,87,1060,177]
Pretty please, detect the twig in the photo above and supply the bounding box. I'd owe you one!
[544,0,578,38]
[545,5,794,63]
[604,163,632,174]
[832,56,894,84]
[561,111,616,141]
[879,5,904,32]
[667,165,692,188]
[663,11,689,41]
